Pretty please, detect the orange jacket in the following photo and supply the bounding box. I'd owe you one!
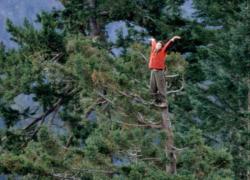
[148,39,173,70]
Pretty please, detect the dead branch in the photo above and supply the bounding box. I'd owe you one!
[97,91,130,117]
[167,75,185,95]
[97,92,114,105]
[66,134,74,148]
[84,98,104,118]
[137,51,148,63]
[137,112,162,129]
[23,87,80,131]
[170,145,188,151]
[166,85,184,94]
[140,157,161,161]
[48,104,60,128]
[109,119,158,128]
[165,74,180,78]
[50,52,64,62]
[23,98,63,130]
[116,90,150,105]
[50,173,80,180]
[71,168,114,175]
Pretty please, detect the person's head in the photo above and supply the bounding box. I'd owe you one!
[155,41,163,52]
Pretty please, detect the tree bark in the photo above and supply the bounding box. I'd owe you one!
[87,0,100,37]
[248,79,250,112]
[247,78,250,179]
[162,105,177,174]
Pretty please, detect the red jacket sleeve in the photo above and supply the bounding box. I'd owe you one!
[163,40,174,51]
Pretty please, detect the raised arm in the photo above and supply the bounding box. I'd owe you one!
[163,36,181,51]
[163,39,174,51]
[150,38,156,50]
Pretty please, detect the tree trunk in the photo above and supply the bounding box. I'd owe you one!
[247,78,250,179]
[162,106,177,174]
[248,79,250,112]
[87,0,100,37]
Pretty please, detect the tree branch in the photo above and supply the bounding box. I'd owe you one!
[109,119,158,128]
[23,87,80,131]
[166,75,185,95]
[137,51,148,63]
[165,74,180,78]
[23,98,64,130]
[71,168,114,175]
[137,112,162,129]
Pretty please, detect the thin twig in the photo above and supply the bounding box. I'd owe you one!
[165,74,180,78]
[109,119,158,128]
[137,51,148,63]
[71,168,114,175]
[170,145,188,151]
[166,85,184,94]
[66,134,74,148]
[140,157,161,161]
[167,75,185,95]
[97,92,114,104]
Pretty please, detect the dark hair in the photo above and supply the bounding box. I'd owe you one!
[158,41,164,45]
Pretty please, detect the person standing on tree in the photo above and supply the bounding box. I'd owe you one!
[149,36,181,107]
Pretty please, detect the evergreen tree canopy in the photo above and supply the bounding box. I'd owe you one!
[0,0,249,179]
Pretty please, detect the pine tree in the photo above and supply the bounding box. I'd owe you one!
[187,2,250,179]
[0,0,247,179]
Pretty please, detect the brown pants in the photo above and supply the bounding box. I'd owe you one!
[150,69,166,103]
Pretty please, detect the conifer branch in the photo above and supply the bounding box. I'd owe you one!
[137,112,162,129]
[71,168,114,175]
[23,97,64,131]
[23,87,80,131]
